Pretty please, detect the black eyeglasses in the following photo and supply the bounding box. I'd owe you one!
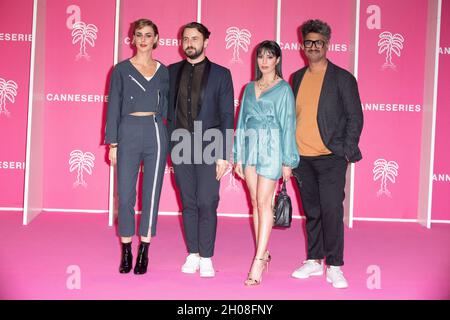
[303,40,326,49]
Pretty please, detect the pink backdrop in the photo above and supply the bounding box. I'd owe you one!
[0,0,33,208]
[353,0,428,219]
[281,0,354,75]
[0,0,448,223]
[120,0,197,64]
[432,0,450,221]
[43,0,115,210]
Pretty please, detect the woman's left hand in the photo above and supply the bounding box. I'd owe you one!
[282,166,292,181]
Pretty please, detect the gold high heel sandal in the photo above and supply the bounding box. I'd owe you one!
[244,256,270,286]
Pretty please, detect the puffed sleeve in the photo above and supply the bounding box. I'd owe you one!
[232,85,248,164]
[277,85,300,168]
[104,66,123,144]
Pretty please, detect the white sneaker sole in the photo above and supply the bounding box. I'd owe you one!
[326,277,348,289]
[291,270,324,279]
[200,272,215,278]
[181,266,199,274]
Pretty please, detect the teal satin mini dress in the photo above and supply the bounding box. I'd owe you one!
[233,80,300,180]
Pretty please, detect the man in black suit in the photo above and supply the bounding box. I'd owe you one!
[290,19,363,289]
[167,22,234,277]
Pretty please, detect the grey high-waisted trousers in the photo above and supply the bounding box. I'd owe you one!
[117,114,168,237]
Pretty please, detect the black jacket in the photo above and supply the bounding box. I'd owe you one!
[167,58,234,161]
[292,60,364,162]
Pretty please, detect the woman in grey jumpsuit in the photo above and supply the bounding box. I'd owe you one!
[105,19,169,275]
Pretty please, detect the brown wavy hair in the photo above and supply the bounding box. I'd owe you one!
[132,19,159,49]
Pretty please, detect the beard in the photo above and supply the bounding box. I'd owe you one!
[184,46,204,59]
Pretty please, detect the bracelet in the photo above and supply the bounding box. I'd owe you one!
[110,145,118,148]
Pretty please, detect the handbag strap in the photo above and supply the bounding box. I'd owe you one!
[281,180,287,193]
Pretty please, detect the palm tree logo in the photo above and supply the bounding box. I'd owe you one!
[378,31,404,70]
[71,21,98,61]
[225,26,251,64]
[69,150,95,188]
[373,158,399,197]
[0,78,18,117]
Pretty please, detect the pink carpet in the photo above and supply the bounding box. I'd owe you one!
[0,211,449,300]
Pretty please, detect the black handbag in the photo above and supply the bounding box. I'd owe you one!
[273,180,292,228]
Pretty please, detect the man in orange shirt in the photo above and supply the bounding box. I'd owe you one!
[290,19,363,289]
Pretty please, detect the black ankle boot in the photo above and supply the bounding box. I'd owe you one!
[119,242,133,274]
[134,242,150,275]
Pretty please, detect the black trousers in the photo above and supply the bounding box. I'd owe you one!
[173,154,220,258]
[293,154,348,266]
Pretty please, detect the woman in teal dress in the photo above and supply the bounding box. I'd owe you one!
[233,40,299,286]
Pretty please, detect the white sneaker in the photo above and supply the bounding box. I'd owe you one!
[326,266,349,289]
[291,260,324,279]
[199,257,215,278]
[181,253,200,274]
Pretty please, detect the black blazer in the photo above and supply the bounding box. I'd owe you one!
[167,58,234,161]
[292,60,364,162]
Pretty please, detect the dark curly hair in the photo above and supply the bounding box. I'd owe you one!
[300,19,331,41]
